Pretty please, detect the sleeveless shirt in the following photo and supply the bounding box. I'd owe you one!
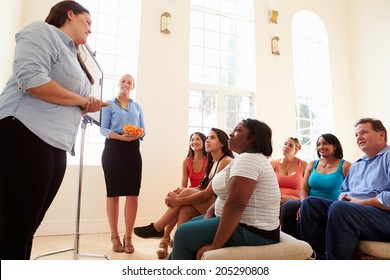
[308,159,345,200]
[275,159,303,198]
[187,156,207,188]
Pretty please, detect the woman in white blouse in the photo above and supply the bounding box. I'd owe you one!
[169,119,281,260]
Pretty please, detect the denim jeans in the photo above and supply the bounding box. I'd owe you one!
[300,196,390,259]
[169,215,277,260]
[281,200,301,239]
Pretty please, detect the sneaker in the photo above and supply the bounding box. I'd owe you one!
[134,223,164,238]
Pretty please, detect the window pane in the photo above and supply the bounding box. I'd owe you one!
[204,30,220,49]
[203,109,217,127]
[190,10,204,29]
[204,66,220,84]
[238,96,251,112]
[221,34,236,52]
[189,108,203,126]
[225,112,237,132]
[188,90,217,133]
[189,46,203,64]
[97,53,116,74]
[205,14,220,32]
[189,0,255,135]
[189,0,254,89]
[97,14,118,34]
[221,17,236,35]
[204,48,220,67]
[203,92,217,109]
[99,0,120,15]
[189,64,204,83]
[221,51,236,69]
[190,28,204,46]
[221,69,235,86]
[115,57,137,76]
[189,90,202,107]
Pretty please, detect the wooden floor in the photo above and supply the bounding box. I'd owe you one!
[31,233,171,260]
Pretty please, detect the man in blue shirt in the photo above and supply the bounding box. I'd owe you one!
[300,118,390,259]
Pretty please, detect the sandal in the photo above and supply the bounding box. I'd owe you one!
[111,236,123,253]
[156,237,170,259]
[168,238,174,248]
[123,235,135,254]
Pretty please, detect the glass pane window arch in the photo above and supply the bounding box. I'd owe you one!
[67,0,142,165]
[189,0,256,136]
[292,10,334,161]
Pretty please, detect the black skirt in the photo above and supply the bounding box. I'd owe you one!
[101,138,142,197]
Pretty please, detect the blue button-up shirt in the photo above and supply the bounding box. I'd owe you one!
[341,146,390,207]
[100,98,145,139]
[0,21,91,154]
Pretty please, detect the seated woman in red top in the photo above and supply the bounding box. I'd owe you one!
[160,132,207,246]
[270,137,307,207]
[180,132,208,189]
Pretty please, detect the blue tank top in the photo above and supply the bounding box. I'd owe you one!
[308,159,345,200]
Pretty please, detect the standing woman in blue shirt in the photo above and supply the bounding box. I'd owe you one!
[0,1,108,260]
[100,74,145,254]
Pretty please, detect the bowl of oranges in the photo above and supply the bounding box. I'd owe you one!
[123,124,144,137]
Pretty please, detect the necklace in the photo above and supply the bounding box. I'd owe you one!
[115,97,128,110]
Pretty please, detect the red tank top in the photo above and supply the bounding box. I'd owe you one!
[275,159,303,198]
[187,157,207,188]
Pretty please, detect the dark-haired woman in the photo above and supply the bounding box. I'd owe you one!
[134,128,233,259]
[0,1,108,260]
[178,132,208,191]
[169,119,281,260]
[281,133,351,239]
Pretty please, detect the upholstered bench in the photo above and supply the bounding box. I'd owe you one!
[201,232,313,260]
[354,241,390,260]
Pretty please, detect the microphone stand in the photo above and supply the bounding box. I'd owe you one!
[34,117,109,260]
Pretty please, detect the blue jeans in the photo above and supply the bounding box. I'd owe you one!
[281,200,301,239]
[300,196,390,259]
[169,215,277,260]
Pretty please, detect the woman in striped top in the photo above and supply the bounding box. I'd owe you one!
[169,119,281,260]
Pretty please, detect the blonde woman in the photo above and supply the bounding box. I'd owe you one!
[100,74,145,254]
[270,137,307,206]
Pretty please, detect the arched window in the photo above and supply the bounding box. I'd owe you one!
[68,0,141,165]
[292,11,333,160]
[188,0,255,135]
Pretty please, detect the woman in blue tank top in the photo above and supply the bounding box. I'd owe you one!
[281,134,351,239]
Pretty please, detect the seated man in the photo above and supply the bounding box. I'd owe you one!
[300,118,390,259]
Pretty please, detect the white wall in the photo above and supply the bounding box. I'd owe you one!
[0,0,388,236]
[347,0,390,143]
[254,0,357,161]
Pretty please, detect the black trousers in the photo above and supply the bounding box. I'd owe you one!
[0,117,66,260]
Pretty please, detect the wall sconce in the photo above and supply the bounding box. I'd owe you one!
[160,12,171,35]
[269,10,279,24]
[271,36,280,55]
